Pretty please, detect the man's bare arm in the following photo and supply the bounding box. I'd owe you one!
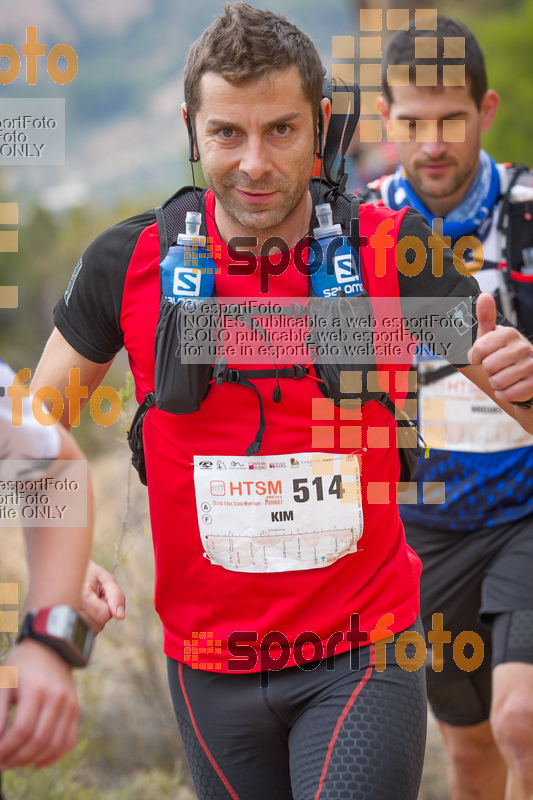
[24,424,94,610]
[34,330,127,633]
[32,328,114,429]
[0,423,94,769]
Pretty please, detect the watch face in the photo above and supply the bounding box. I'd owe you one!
[47,605,76,638]
[31,605,93,664]
[72,615,90,654]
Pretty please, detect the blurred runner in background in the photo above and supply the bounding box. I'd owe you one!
[0,359,93,772]
[361,16,533,800]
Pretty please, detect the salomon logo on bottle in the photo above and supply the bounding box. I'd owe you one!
[173,268,202,296]
[314,244,364,297]
[160,211,216,305]
[334,253,357,283]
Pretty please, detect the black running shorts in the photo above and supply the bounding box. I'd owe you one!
[167,621,427,800]
[405,515,533,727]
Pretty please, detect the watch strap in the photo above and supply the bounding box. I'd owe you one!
[511,397,533,409]
[17,607,93,668]
[18,609,37,640]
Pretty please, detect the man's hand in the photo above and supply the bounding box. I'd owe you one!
[468,293,533,405]
[0,639,79,769]
[81,560,126,634]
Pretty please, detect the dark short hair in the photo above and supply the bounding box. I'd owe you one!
[383,16,487,109]
[184,2,324,125]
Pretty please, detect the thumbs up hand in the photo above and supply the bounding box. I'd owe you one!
[473,292,498,339]
[468,292,533,406]
[467,293,501,368]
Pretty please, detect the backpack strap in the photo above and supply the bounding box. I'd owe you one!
[497,163,530,234]
[350,195,361,252]
[308,177,356,237]
[222,367,318,456]
[321,77,360,193]
[376,393,429,486]
[155,186,209,260]
[494,164,532,325]
[154,205,168,263]
[127,392,155,486]
[417,363,457,386]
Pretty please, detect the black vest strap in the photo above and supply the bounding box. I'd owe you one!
[215,364,308,384]
[127,392,155,485]
[497,163,530,233]
[213,363,310,455]
[376,393,428,481]
[321,78,360,193]
[154,205,168,263]
[417,363,457,386]
[350,196,361,252]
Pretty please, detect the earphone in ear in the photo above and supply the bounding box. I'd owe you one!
[185,112,200,163]
[317,106,324,160]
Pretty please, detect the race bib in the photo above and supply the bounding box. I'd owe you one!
[193,452,363,573]
[419,360,533,453]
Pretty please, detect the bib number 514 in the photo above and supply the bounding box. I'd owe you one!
[292,475,342,503]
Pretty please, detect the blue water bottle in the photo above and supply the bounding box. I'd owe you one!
[160,211,216,305]
[309,203,364,297]
[155,210,216,415]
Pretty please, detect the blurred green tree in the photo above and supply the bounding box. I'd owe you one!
[460,0,533,164]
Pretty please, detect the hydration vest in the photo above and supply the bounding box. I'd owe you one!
[128,179,425,486]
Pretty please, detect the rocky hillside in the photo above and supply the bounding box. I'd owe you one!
[0,0,354,207]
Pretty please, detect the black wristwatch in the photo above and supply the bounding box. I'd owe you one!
[511,398,533,409]
[18,606,94,668]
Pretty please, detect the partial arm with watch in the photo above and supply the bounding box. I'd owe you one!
[17,605,93,668]
[0,419,94,771]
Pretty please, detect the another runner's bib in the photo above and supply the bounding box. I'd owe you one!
[419,360,533,453]
[193,452,363,573]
